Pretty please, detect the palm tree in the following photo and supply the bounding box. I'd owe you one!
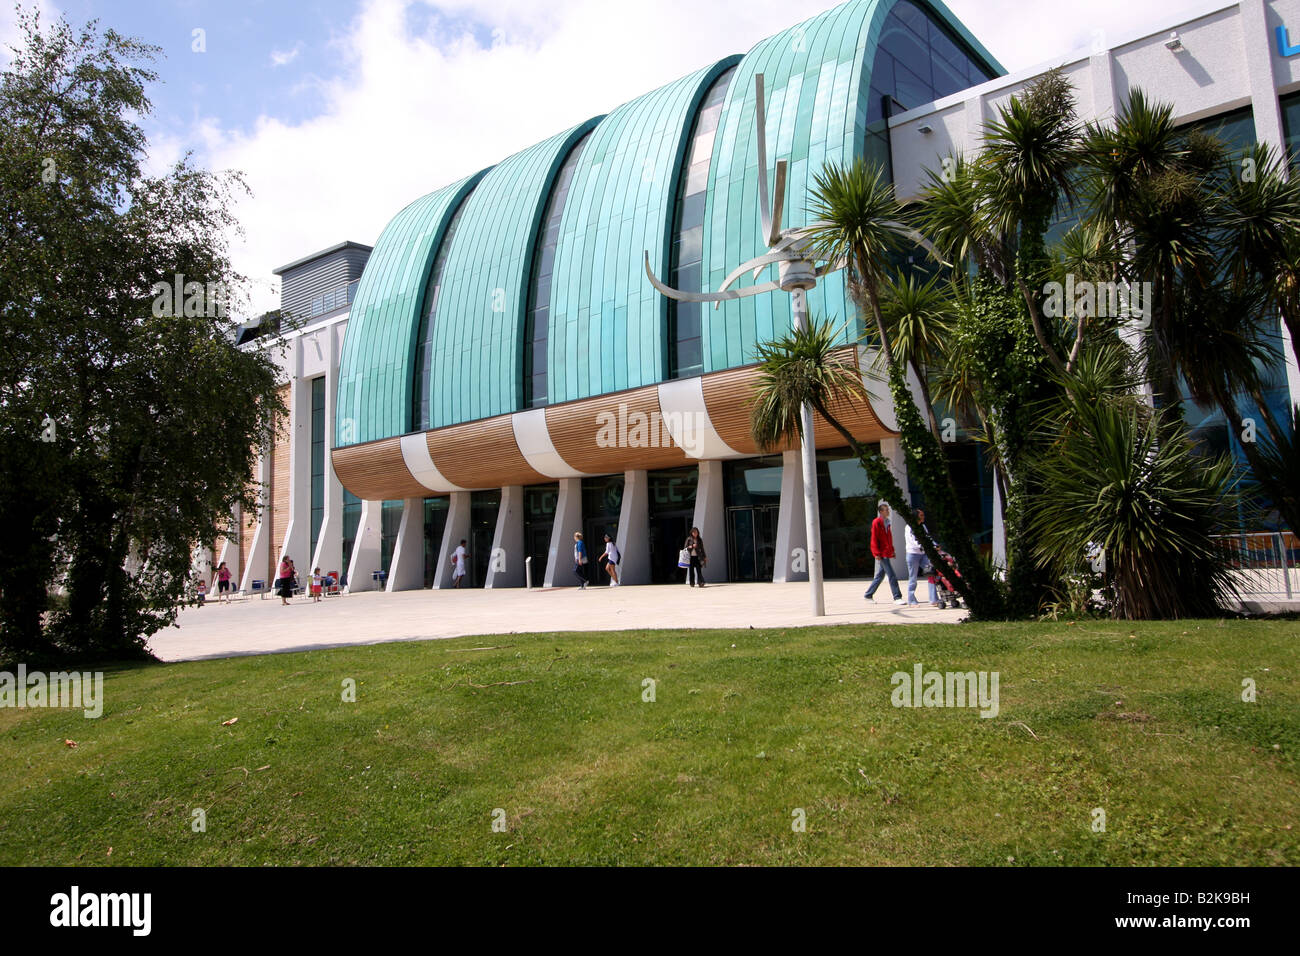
[876,270,954,441]
[749,317,993,613]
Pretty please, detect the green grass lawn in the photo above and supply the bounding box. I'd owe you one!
[1,618,1296,866]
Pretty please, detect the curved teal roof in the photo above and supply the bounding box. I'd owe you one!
[546,55,742,405]
[335,171,487,445]
[700,0,1000,372]
[426,118,602,428]
[334,0,1002,449]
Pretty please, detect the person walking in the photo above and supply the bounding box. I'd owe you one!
[683,527,707,587]
[905,508,939,607]
[450,539,468,588]
[275,556,294,605]
[864,502,905,605]
[573,531,589,589]
[212,561,234,604]
[599,534,621,586]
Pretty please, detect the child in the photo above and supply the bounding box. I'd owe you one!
[196,578,207,607]
[310,567,324,603]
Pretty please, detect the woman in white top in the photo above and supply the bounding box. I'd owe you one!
[451,539,468,588]
[904,509,939,607]
[599,534,621,586]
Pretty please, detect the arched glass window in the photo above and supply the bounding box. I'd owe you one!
[411,195,473,431]
[667,65,737,380]
[523,132,592,409]
[864,0,998,170]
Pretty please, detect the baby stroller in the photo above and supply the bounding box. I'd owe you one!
[928,549,964,609]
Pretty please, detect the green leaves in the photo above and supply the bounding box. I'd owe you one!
[0,11,284,661]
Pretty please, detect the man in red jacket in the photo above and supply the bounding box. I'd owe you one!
[864,502,905,605]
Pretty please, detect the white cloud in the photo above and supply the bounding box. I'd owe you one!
[148,0,1221,315]
[270,41,303,68]
[0,0,60,66]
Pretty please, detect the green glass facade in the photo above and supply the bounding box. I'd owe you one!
[333,0,1001,450]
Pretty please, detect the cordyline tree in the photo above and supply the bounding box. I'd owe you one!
[0,8,284,662]
[752,69,1289,620]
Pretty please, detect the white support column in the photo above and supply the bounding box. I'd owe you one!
[312,325,344,576]
[992,476,1007,572]
[239,445,273,593]
[614,470,650,585]
[486,485,525,588]
[880,437,909,577]
[280,342,312,569]
[1241,0,1286,149]
[433,491,471,589]
[545,478,583,588]
[345,499,384,592]
[773,449,808,583]
[693,460,728,584]
[216,503,240,584]
[385,497,425,592]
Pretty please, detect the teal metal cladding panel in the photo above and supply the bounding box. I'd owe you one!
[429,119,602,428]
[700,0,889,375]
[546,56,741,405]
[698,0,1001,374]
[334,171,487,446]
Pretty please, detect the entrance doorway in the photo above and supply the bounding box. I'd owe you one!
[727,504,779,582]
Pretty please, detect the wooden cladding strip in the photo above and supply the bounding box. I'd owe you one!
[545,385,690,473]
[430,416,548,489]
[333,437,431,502]
[332,350,895,500]
[702,348,895,454]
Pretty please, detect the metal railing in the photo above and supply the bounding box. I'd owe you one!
[1213,532,1297,600]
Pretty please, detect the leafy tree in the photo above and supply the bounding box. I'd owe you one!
[0,8,285,662]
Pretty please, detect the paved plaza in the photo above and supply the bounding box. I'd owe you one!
[151,580,966,662]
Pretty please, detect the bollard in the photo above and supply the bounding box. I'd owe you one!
[525,556,533,591]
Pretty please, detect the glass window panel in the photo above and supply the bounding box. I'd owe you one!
[692,128,717,163]
[1284,92,1300,170]
[676,301,702,339]
[697,103,723,133]
[681,192,706,226]
[676,337,702,373]
[673,262,702,292]
[885,24,930,85]
[532,339,548,374]
[893,61,932,112]
[531,306,548,338]
[684,160,711,194]
[677,225,704,263]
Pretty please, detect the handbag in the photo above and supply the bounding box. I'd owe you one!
[677,548,690,569]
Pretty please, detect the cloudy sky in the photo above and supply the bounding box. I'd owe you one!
[2,0,1215,313]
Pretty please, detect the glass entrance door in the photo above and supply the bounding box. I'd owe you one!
[727,504,778,582]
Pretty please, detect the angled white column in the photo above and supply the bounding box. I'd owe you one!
[385,497,426,592]
[313,325,344,575]
[545,478,583,588]
[773,449,808,583]
[693,460,728,584]
[345,499,384,592]
[486,485,525,588]
[614,470,650,585]
[992,477,1007,572]
[281,342,312,569]
[434,491,472,589]
[239,442,273,593]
